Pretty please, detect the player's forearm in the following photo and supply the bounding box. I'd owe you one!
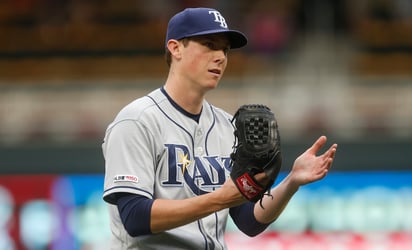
[253,173,300,224]
[150,197,216,233]
[150,185,244,233]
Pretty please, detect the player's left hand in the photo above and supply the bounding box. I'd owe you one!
[289,136,337,186]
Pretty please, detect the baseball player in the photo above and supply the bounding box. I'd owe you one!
[102,7,338,249]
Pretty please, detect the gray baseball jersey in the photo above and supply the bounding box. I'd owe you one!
[102,88,235,249]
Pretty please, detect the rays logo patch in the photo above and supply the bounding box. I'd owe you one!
[113,175,138,183]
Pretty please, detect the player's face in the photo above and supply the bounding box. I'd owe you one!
[180,34,230,91]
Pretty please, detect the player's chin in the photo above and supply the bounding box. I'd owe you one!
[203,78,221,90]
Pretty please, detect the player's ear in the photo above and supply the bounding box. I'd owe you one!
[167,39,182,60]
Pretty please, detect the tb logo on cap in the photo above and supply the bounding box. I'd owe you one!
[208,10,227,28]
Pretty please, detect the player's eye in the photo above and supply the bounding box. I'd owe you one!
[203,41,229,55]
[203,41,216,50]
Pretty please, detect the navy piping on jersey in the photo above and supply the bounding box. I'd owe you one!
[146,89,209,248]
[213,212,224,250]
[160,87,227,249]
[204,104,218,188]
[146,89,216,197]
[160,87,202,123]
[196,220,210,250]
[161,88,226,249]
[145,90,195,155]
[103,186,153,204]
[203,105,225,249]
[204,104,217,156]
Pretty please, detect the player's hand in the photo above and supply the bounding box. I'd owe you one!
[290,136,337,186]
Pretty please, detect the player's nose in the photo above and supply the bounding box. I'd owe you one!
[214,50,227,64]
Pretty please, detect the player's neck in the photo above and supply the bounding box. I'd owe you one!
[163,82,204,115]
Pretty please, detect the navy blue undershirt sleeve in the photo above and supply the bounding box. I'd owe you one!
[229,202,271,237]
[116,193,154,237]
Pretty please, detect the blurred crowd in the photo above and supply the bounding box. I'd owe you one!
[0,0,411,54]
[0,0,412,145]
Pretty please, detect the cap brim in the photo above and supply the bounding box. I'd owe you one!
[181,29,248,49]
[226,30,248,49]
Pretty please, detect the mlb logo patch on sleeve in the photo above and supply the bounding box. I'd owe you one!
[113,175,139,183]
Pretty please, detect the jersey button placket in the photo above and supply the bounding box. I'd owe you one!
[194,128,204,157]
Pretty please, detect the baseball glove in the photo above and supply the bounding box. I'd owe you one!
[229,104,282,205]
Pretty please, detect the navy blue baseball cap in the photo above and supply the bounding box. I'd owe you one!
[166,8,248,49]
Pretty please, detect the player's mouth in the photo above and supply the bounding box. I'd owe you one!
[208,69,221,76]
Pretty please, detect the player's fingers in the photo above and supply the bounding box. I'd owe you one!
[311,160,330,180]
[307,135,327,155]
[318,154,335,176]
[254,172,270,186]
[323,145,338,169]
[326,144,338,159]
[330,144,338,157]
[316,144,336,166]
[319,142,337,157]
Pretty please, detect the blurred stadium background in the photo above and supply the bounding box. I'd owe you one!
[0,0,411,249]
